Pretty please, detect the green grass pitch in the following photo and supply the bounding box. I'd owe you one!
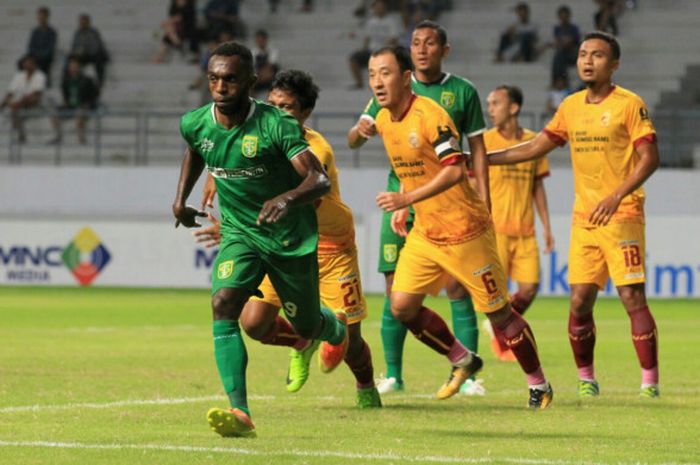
[0,287,698,465]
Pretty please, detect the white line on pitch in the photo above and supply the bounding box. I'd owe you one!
[0,440,696,465]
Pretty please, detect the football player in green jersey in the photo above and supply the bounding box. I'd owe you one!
[347,20,489,396]
[173,41,348,438]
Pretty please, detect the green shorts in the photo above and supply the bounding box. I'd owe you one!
[213,236,320,335]
[377,170,414,273]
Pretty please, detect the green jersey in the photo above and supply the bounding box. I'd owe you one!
[180,100,317,257]
[363,72,486,186]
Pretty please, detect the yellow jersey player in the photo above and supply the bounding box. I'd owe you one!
[196,69,381,408]
[369,45,553,408]
[489,32,661,398]
[481,85,554,362]
[348,20,488,396]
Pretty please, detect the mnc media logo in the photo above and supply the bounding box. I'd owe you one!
[61,227,111,286]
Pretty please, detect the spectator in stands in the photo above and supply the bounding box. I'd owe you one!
[27,6,57,86]
[0,55,47,144]
[494,2,539,63]
[154,0,198,63]
[551,5,580,81]
[545,74,571,116]
[594,0,619,36]
[70,14,110,88]
[251,29,280,94]
[204,0,245,40]
[49,56,99,145]
[348,0,401,89]
[404,0,446,20]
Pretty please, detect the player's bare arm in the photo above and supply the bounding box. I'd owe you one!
[376,163,464,212]
[347,117,377,149]
[589,140,660,226]
[257,149,331,224]
[488,132,557,165]
[533,177,554,253]
[201,173,217,209]
[468,133,491,212]
[173,146,207,228]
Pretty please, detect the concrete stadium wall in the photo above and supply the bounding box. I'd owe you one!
[1,166,699,297]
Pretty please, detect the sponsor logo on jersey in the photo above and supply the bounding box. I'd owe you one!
[242,135,258,158]
[383,244,398,263]
[61,227,111,286]
[208,165,269,179]
[440,91,455,108]
[217,260,234,279]
[198,138,215,153]
[600,111,611,127]
[639,107,650,121]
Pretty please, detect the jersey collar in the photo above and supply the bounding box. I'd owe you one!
[210,98,257,126]
[411,72,451,86]
[584,85,616,105]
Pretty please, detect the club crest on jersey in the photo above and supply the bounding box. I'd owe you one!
[440,91,455,108]
[198,138,215,153]
[408,130,419,148]
[241,135,258,158]
[383,244,398,263]
[217,260,234,279]
[600,111,611,127]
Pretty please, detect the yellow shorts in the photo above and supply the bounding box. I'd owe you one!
[568,222,646,289]
[392,228,509,313]
[252,245,367,325]
[495,232,540,284]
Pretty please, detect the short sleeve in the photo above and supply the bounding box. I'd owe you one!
[8,74,21,93]
[462,87,486,137]
[427,108,462,165]
[543,104,568,146]
[274,111,310,161]
[625,96,656,148]
[179,115,194,148]
[535,156,550,179]
[361,97,381,122]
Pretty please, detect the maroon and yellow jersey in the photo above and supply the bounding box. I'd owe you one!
[484,128,549,236]
[543,85,656,226]
[305,127,355,254]
[375,95,491,244]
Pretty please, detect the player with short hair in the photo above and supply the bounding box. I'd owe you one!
[348,20,487,396]
[481,85,554,362]
[173,41,349,438]
[488,32,661,398]
[196,69,381,409]
[369,45,553,408]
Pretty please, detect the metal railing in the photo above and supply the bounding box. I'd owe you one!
[1,109,697,167]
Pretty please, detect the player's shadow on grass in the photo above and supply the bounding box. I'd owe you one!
[379,402,527,412]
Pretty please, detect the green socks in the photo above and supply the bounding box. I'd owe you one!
[380,295,407,382]
[213,320,250,416]
[451,296,478,353]
[316,305,346,345]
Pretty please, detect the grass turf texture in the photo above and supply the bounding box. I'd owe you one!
[0,287,698,465]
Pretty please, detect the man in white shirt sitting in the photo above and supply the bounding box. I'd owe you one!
[0,55,47,143]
